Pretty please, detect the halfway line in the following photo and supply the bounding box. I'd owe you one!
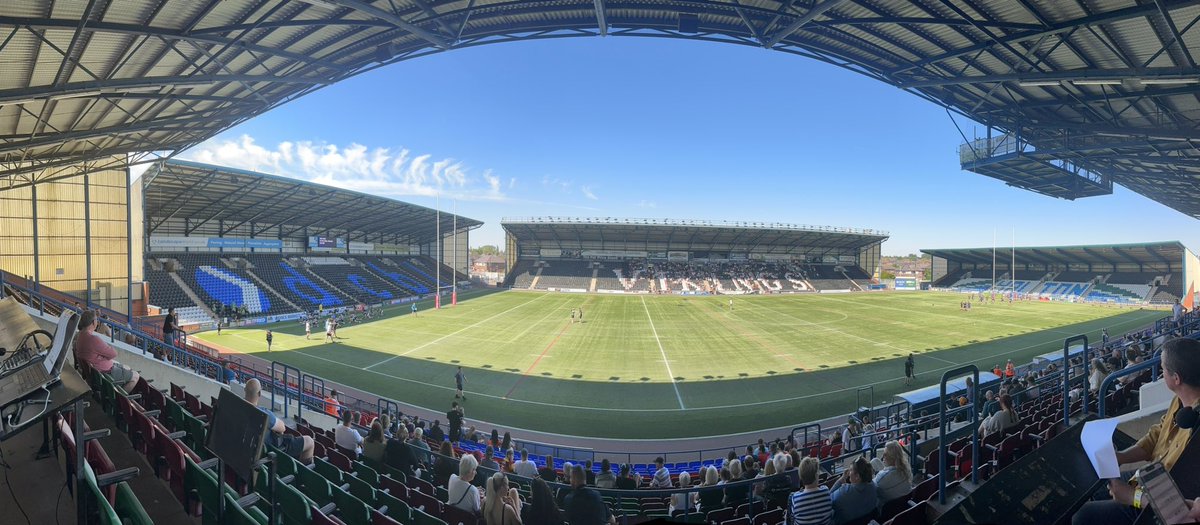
[642,296,685,409]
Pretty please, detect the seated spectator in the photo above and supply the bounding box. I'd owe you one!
[763,454,795,509]
[563,465,615,525]
[614,464,638,490]
[979,394,1019,438]
[980,390,997,418]
[538,455,558,482]
[324,389,341,417]
[584,460,596,485]
[697,466,723,514]
[480,445,500,472]
[789,457,833,525]
[334,410,363,455]
[523,477,564,525]
[503,448,516,473]
[434,441,458,488]
[830,457,877,525]
[1089,358,1109,393]
[385,426,420,476]
[724,459,747,505]
[595,459,616,489]
[1071,337,1200,525]
[513,449,538,479]
[447,454,482,515]
[362,421,386,463]
[871,441,912,506]
[649,457,671,488]
[411,427,433,465]
[485,472,524,525]
[671,470,695,513]
[74,311,140,391]
[429,420,445,442]
[243,378,314,464]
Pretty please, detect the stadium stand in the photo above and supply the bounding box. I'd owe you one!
[508,260,541,290]
[168,253,289,317]
[533,260,594,291]
[302,257,401,303]
[360,256,432,295]
[243,254,345,310]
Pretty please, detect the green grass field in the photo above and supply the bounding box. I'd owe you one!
[196,291,1162,438]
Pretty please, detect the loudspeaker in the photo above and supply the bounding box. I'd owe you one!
[376,42,398,63]
[678,13,699,33]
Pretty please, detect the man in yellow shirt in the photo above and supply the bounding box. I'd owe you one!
[1072,337,1199,525]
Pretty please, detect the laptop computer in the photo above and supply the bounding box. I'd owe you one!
[0,310,78,409]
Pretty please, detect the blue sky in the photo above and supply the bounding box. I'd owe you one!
[180,37,1200,256]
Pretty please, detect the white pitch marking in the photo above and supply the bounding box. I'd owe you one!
[642,295,685,409]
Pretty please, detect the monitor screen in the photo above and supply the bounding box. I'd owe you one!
[205,387,269,482]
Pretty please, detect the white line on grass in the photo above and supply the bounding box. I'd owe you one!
[280,308,1157,413]
[739,299,911,354]
[364,292,550,370]
[641,295,686,409]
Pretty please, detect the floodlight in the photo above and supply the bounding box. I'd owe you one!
[1140,78,1199,85]
[1017,80,1060,87]
[1071,79,1123,86]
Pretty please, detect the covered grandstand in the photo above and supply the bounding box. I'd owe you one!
[502,217,887,294]
[925,241,1200,306]
[141,159,480,326]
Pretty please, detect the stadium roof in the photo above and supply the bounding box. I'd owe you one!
[923,241,1187,268]
[4,1,1200,218]
[143,159,481,244]
[502,217,888,251]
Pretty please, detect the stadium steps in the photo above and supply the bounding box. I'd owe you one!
[589,268,599,292]
[168,271,218,321]
[529,266,543,290]
[303,266,358,303]
[840,271,864,291]
[242,268,303,312]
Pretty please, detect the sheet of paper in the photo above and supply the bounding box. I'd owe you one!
[1080,418,1122,479]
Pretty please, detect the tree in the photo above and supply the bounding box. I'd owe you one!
[470,245,502,257]
[880,271,896,280]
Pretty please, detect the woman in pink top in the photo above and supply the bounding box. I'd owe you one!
[75,310,139,390]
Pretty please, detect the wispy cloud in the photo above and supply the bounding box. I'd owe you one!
[638,200,657,209]
[581,185,598,201]
[181,135,506,201]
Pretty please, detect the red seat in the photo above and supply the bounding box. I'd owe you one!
[381,475,408,499]
[442,501,480,525]
[170,383,186,402]
[884,501,928,525]
[312,505,349,525]
[751,507,783,525]
[373,510,403,525]
[408,488,443,515]
[328,448,354,473]
[706,507,735,525]
[911,475,939,503]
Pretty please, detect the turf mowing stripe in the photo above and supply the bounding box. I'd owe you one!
[364,292,551,369]
[641,295,685,409]
[738,299,910,354]
[504,320,572,399]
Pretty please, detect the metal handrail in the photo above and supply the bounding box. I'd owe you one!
[1096,356,1163,417]
[938,365,979,504]
[1062,335,1089,424]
